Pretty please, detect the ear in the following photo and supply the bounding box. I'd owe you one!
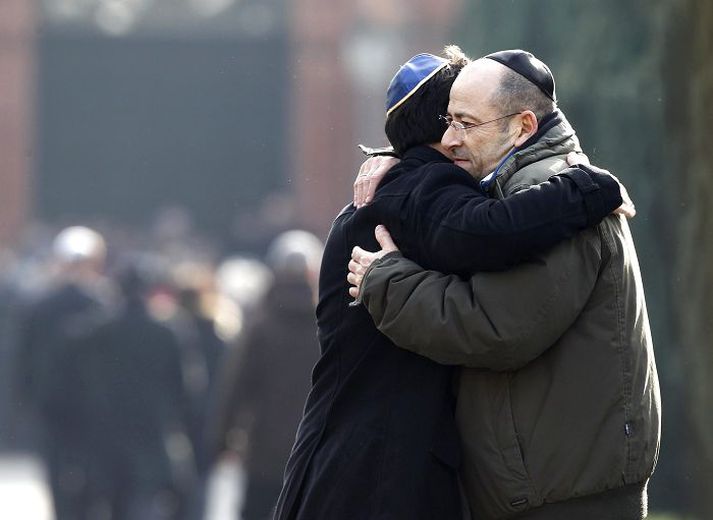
[513,110,538,147]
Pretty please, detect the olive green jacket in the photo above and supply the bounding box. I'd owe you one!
[360,117,661,519]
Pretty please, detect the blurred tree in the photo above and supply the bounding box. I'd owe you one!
[36,32,289,247]
[454,0,713,515]
[664,1,713,517]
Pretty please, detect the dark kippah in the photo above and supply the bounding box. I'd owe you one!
[485,49,556,102]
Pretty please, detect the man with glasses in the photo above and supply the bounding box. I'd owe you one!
[273,47,628,520]
[348,50,660,519]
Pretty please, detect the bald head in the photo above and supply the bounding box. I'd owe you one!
[53,226,106,278]
[449,59,506,117]
[53,226,106,266]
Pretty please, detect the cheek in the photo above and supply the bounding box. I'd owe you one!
[479,135,503,155]
[463,136,486,158]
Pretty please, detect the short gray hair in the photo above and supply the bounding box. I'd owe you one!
[491,67,556,122]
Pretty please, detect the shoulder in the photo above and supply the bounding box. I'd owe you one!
[334,203,355,222]
[323,204,355,251]
[338,202,355,216]
[422,161,479,186]
[506,155,569,193]
[368,157,480,203]
[394,162,483,204]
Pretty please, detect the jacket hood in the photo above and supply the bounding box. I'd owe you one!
[492,109,582,190]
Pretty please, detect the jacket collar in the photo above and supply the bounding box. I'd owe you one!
[483,109,582,191]
[401,144,451,165]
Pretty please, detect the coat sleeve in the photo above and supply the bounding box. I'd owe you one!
[360,227,603,371]
[410,163,620,275]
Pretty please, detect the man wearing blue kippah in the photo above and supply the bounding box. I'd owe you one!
[348,50,660,519]
[273,47,628,520]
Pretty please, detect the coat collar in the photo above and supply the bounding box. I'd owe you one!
[401,144,451,165]
[485,109,582,191]
[374,144,453,194]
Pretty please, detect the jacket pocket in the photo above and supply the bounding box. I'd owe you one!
[496,383,530,481]
[494,379,537,511]
[460,372,536,518]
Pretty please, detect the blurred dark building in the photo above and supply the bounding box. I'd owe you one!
[35,0,289,246]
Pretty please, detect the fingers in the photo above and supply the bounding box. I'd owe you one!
[359,174,373,209]
[352,156,400,208]
[348,232,398,301]
[613,183,636,219]
[374,225,398,252]
[613,204,636,219]
[347,259,364,300]
[348,258,366,276]
[353,157,379,208]
[566,151,591,167]
[367,157,399,204]
[353,161,370,207]
[347,270,362,288]
[351,246,370,265]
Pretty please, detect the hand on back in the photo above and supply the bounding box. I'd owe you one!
[348,225,399,299]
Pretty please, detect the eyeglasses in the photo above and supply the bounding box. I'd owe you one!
[439,112,521,134]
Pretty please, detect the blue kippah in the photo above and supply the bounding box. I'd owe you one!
[385,53,449,116]
[485,49,556,102]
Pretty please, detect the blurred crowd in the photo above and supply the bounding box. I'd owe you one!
[0,217,323,520]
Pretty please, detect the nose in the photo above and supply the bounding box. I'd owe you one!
[441,123,462,150]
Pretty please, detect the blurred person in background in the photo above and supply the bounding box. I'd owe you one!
[165,262,236,520]
[206,230,322,520]
[170,263,232,441]
[55,263,195,520]
[14,225,111,520]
